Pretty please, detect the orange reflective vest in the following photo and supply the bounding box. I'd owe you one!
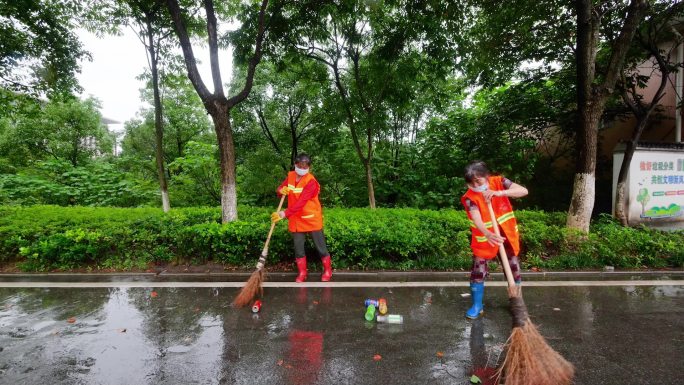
[286,171,324,232]
[460,175,520,260]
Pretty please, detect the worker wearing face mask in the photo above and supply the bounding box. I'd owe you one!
[272,153,333,282]
[461,160,528,319]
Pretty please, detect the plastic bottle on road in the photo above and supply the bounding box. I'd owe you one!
[364,299,379,307]
[376,314,403,324]
[364,304,376,321]
[378,298,388,315]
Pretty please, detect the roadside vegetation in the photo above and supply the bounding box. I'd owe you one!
[1,206,681,272]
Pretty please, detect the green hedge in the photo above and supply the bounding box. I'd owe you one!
[0,206,682,271]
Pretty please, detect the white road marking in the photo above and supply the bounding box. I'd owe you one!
[0,280,682,288]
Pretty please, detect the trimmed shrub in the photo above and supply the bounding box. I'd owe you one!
[0,206,682,271]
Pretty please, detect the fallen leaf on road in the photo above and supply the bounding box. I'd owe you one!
[436,351,444,358]
[373,354,382,361]
[151,291,158,298]
[67,317,76,323]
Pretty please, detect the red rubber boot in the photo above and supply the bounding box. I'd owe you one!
[295,257,308,283]
[321,255,332,282]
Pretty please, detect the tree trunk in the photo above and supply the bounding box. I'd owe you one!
[567,0,596,231]
[616,28,672,225]
[614,135,640,226]
[615,106,662,225]
[567,0,646,231]
[147,20,170,212]
[211,101,238,223]
[364,159,376,209]
[330,64,377,209]
[614,179,629,225]
[567,104,602,231]
[165,0,267,222]
[290,116,298,169]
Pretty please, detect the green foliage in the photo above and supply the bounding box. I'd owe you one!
[0,159,157,206]
[0,0,89,95]
[0,96,113,167]
[520,213,684,269]
[1,206,682,272]
[122,73,212,163]
[167,141,221,206]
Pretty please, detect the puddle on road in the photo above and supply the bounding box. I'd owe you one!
[0,284,681,384]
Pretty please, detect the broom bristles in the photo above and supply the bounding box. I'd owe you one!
[497,293,575,385]
[232,268,265,307]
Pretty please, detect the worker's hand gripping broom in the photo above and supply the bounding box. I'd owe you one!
[232,194,286,307]
[486,201,574,385]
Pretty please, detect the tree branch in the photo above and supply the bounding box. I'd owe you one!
[204,0,224,97]
[601,0,649,93]
[256,107,281,154]
[165,0,212,101]
[227,0,269,108]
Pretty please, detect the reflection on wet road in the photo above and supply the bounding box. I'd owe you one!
[0,281,682,384]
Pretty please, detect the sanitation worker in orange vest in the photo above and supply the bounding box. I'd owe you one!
[271,153,333,282]
[461,161,528,319]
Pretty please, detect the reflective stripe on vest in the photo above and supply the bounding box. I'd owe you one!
[287,184,304,194]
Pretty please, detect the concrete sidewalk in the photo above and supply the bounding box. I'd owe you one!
[1,269,683,282]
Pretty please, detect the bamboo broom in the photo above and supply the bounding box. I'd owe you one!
[486,201,574,385]
[232,194,286,307]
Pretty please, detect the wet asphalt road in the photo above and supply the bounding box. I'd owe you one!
[0,274,683,385]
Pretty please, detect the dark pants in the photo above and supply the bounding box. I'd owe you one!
[470,241,521,283]
[292,230,329,259]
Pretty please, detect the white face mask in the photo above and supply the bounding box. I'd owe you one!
[470,183,488,193]
[294,166,309,176]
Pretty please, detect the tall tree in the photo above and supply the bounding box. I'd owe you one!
[614,3,683,225]
[164,0,269,223]
[569,0,649,231]
[458,0,671,229]
[122,0,178,212]
[122,72,211,168]
[285,0,461,208]
[236,59,329,171]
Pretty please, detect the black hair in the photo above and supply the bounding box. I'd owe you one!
[464,160,490,183]
[295,153,312,166]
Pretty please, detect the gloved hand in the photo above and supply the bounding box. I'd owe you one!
[279,186,290,195]
[484,231,505,247]
[271,212,283,223]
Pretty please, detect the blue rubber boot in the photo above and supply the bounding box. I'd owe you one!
[465,282,484,319]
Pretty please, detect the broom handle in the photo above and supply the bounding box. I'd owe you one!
[260,194,286,258]
[486,201,518,289]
